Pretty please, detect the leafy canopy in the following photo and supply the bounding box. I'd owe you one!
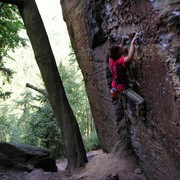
[0,4,26,99]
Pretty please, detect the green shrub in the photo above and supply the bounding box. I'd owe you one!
[83,132,101,152]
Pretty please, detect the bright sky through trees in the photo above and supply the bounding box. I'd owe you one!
[35,0,70,64]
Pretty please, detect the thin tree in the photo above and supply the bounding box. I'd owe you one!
[0,0,88,172]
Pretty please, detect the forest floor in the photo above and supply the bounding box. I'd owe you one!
[0,149,146,180]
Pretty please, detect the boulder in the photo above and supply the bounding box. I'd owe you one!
[0,142,57,172]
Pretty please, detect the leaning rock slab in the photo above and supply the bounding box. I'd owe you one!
[0,142,57,172]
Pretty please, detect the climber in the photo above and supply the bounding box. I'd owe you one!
[109,33,145,119]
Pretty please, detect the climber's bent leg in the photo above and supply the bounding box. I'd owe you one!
[112,98,124,124]
[123,88,145,120]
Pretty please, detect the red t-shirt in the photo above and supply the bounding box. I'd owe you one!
[109,57,129,92]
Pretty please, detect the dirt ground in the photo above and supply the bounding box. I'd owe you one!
[0,150,147,180]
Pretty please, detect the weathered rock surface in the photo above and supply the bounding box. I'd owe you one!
[0,142,58,172]
[61,0,180,179]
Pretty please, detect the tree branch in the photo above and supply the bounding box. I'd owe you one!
[0,0,24,5]
[26,83,48,98]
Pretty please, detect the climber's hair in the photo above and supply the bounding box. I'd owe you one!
[109,44,124,61]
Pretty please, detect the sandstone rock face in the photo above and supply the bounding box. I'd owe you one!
[60,0,180,179]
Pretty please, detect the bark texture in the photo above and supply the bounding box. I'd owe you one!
[61,0,180,179]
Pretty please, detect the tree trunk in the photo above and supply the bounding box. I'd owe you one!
[0,0,88,172]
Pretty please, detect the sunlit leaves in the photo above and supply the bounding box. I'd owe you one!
[13,90,65,158]
[59,47,94,136]
[0,4,27,99]
[0,4,25,52]
[59,48,100,151]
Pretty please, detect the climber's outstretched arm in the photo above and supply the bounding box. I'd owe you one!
[124,33,138,63]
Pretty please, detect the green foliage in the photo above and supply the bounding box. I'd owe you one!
[83,132,101,152]
[0,4,26,56]
[0,106,10,141]
[0,4,26,99]
[15,90,65,158]
[26,101,65,158]
[0,102,20,142]
[0,89,11,100]
[0,44,100,158]
[59,49,91,135]
[59,46,101,151]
